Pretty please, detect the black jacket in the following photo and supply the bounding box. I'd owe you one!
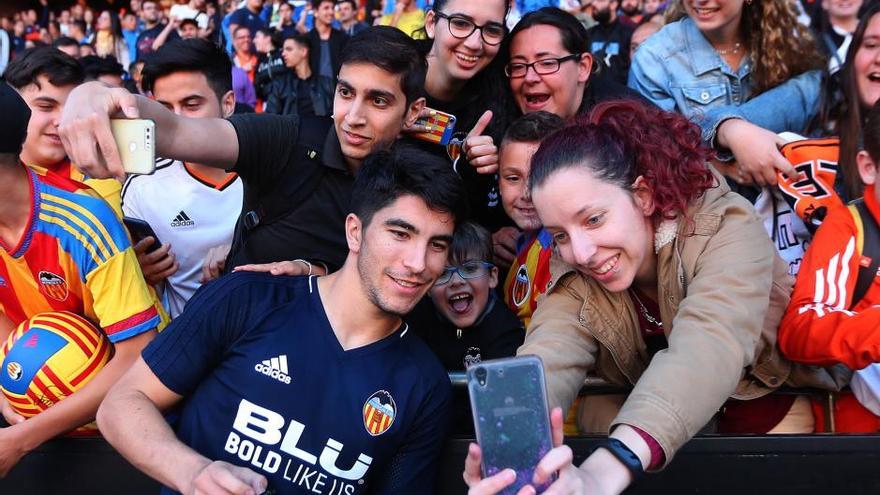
[306,28,348,81]
[264,71,326,117]
[254,50,287,100]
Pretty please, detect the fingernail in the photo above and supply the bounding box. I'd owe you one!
[425,125,433,132]
[503,469,516,481]
[430,110,437,116]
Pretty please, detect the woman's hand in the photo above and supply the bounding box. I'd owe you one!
[463,407,635,495]
[716,119,799,187]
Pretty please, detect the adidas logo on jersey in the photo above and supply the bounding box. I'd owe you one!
[170,210,195,228]
[254,355,291,384]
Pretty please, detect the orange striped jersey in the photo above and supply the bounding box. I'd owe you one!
[779,184,880,371]
[26,160,123,218]
[0,165,167,343]
[777,137,844,231]
[502,229,553,329]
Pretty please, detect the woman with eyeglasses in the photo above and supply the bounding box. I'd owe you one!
[504,7,644,122]
[411,0,518,229]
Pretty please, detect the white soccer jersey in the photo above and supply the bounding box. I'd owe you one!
[122,159,243,318]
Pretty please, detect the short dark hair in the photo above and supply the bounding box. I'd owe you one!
[4,46,84,90]
[339,27,427,105]
[283,33,310,49]
[449,221,493,265]
[179,18,198,29]
[142,38,233,101]
[312,0,335,8]
[337,0,357,9]
[509,7,588,57]
[351,143,468,230]
[52,36,79,49]
[502,111,565,145]
[81,55,125,81]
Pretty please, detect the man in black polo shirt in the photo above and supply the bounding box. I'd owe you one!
[58,27,427,275]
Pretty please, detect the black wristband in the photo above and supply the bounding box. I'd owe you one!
[591,437,644,482]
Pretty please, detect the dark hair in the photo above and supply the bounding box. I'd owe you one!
[864,100,880,163]
[71,19,87,33]
[837,3,880,199]
[284,33,310,48]
[233,25,250,37]
[351,142,468,229]
[52,36,80,49]
[530,99,714,224]
[502,111,565,144]
[142,38,233,101]
[81,55,125,81]
[312,0,334,7]
[337,0,357,9]
[179,18,199,29]
[508,7,587,59]
[417,0,510,39]
[340,27,427,105]
[449,221,493,265]
[4,46,84,90]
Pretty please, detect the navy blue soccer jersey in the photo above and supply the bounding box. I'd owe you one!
[142,273,452,495]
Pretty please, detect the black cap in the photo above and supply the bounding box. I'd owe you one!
[0,81,31,154]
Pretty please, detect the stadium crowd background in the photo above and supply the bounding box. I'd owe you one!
[2,0,880,493]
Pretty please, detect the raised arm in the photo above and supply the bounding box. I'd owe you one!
[58,82,240,180]
[97,357,267,494]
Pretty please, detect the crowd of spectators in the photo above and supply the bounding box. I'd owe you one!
[2,0,880,493]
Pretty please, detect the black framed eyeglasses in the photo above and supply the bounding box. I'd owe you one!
[435,261,494,286]
[433,12,506,46]
[504,53,583,78]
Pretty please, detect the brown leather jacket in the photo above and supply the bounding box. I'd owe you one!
[519,172,846,467]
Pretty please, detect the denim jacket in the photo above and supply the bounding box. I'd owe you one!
[627,17,821,147]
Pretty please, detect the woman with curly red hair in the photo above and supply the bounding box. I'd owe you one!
[464,99,833,494]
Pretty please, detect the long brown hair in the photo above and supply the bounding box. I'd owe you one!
[666,0,825,94]
[837,4,880,200]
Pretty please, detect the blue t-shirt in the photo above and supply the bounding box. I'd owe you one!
[229,7,268,34]
[142,273,451,494]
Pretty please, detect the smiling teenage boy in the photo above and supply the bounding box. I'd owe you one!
[59,27,427,276]
[497,111,565,328]
[5,47,122,213]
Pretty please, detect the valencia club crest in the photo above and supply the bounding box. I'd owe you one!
[38,271,69,302]
[363,390,396,436]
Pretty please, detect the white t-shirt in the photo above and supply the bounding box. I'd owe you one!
[122,159,243,318]
[170,4,210,29]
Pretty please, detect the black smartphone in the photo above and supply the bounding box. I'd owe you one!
[122,216,162,253]
[468,356,555,494]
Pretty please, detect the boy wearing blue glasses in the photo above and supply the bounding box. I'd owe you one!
[408,221,524,431]
[410,221,524,370]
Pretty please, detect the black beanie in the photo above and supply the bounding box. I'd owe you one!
[0,81,32,155]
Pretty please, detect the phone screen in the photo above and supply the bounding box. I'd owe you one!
[468,356,554,494]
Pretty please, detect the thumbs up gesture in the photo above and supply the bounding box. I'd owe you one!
[464,110,498,175]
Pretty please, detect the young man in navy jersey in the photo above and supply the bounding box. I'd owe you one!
[96,145,467,495]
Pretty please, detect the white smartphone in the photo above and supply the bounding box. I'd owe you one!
[111,118,156,175]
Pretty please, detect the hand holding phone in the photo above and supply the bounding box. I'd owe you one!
[467,356,555,494]
[111,118,156,175]
[409,108,457,145]
[123,217,162,253]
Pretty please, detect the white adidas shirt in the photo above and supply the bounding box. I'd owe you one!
[122,159,243,318]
